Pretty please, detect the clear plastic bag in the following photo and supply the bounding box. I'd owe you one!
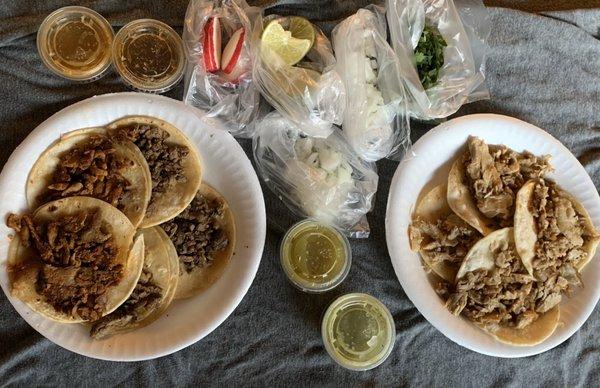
[332,5,411,162]
[386,0,490,119]
[183,0,261,137]
[253,112,378,238]
[251,15,346,138]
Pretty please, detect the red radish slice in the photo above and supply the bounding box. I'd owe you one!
[221,27,245,74]
[202,17,221,73]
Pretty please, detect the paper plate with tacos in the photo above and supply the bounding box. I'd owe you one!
[0,93,265,361]
[387,114,600,357]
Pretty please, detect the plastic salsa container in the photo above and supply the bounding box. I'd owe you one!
[322,293,396,371]
[112,19,185,93]
[280,219,351,293]
[37,6,114,81]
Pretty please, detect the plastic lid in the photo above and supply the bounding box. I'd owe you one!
[280,219,351,293]
[322,293,396,371]
[112,19,185,93]
[37,6,114,81]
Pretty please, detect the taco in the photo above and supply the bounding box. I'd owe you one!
[409,184,481,282]
[514,179,600,288]
[447,227,560,346]
[90,227,179,339]
[107,116,203,228]
[447,136,551,235]
[6,196,143,323]
[161,183,235,299]
[26,128,152,228]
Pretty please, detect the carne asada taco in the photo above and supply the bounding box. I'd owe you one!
[515,179,600,280]
[107,116,203,228]
[447,227,560,346]
[447,136,551,236]
[7,197,144,323]
[161,183,235,299]
[26,128,152,228]
[90,227,179,339]
[409,184,481,282]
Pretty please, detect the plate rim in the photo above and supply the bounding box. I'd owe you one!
[385,113,600,358]
[0,92,267,361]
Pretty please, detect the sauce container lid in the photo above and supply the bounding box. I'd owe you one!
[280,219,351,293]
[37,6,114,81]
[322,293,396,371]
[112,19,185,93]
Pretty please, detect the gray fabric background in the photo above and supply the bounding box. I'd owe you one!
[1,0,599,386]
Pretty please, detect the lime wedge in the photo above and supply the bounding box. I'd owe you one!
[261,20,312,66]
[289,16,315,49]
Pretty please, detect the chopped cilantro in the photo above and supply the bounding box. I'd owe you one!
[414,25,447,90]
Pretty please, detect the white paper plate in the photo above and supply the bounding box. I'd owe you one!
[0,92,266,361]
[386,114,600,358]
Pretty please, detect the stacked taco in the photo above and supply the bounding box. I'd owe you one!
[7,116,236,339]
[409,136,600,346]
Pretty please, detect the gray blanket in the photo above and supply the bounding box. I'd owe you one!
[1,1,599,386]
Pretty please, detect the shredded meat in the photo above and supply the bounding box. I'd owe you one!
[409,214,481,269]
[463,137,551,227]
[42,135,132,209]
[446,238,540,330]
[530,179,587,310]
[114,124,189,212]
[7,211,122,321]
[161,193,229,273]
[90,268,162,339]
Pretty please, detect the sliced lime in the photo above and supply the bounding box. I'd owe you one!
[261,20,312,66]
[289,16,315,49]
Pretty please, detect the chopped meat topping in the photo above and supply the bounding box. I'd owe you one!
[114,124,189,212]
[409,213,481,269]
[42,135,132,209]
[161,193,229,273]
[90,268,162,339]
[463,137,551,227]
[7,211,122,321]
[530,179,586,308]
[446,237,540,330]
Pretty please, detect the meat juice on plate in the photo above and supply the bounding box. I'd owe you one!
[280,220,351,292]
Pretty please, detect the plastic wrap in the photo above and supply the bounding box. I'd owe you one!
[332,6,411,162]
[183,0,261,137]
[251,15,346,138]
[253,112,378,238]
[386,0,490,119]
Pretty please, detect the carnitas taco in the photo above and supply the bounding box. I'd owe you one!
[409,184,481,282]
[6,196,144,323]
[161,183,235,299]
[446,227,560,346]
[514,179,600,286]
[107,116,203,228]
[90,227,179,339]
[26,128,152,228]
[447,136,551,235]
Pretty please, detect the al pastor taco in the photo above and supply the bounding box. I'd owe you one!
[7,197,143,323]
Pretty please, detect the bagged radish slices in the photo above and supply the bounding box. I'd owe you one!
[332,6,411,162]
[183,0,261,137]
[251,15,346,138]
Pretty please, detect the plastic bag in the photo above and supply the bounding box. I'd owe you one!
[251,15,346,138]
[253,112,378,238]
[183,0,261,137]
[332,6,411,162]
[386,0,490,119]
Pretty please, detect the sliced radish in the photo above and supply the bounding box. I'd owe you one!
[202,17,221,73]
[221,27,245,74]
